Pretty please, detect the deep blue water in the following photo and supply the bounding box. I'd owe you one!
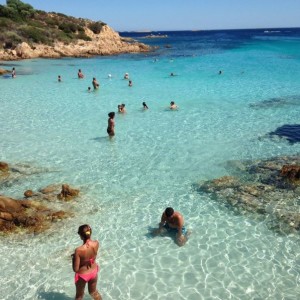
[120,27,300,57]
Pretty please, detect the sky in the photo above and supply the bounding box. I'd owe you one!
[0,0,299,32]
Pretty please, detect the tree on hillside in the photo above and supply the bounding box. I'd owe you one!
[1,0,35,20]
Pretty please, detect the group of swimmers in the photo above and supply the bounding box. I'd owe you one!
[73,207,188,299]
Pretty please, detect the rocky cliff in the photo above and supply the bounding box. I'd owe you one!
[0,25,151,60]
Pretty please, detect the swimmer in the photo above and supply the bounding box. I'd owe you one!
[78,69,84,78]
[88,87,91,92]
[121,104,126,113]
[142,102,149,109]
[128,80,133,87]
[117,104,122,113]
[124,73,129,80]
[92,77,99,89]
[72,224,102,300]
[170,101,178,110]
[11,67,16,78]
[58,75,62,82]
[152,207,188,247]
[170,72,175,76]
[107,112,115,137]
[219,70,222,75]
[108,74,112,78]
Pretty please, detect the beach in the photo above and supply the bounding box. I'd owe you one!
[1,28,300,299]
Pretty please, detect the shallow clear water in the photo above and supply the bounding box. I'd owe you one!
[1,29,300,299]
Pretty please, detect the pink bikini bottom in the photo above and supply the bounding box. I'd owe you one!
[75,265,99,284]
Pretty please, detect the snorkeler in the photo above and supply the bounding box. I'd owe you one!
[72,224,102,300]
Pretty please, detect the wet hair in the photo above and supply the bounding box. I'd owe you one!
[165,207,174,217]
[78,224,92,239]
[143,102,148,109]
[108,112,115,118]
[170,101,175,105]
[79,69,81,72]
[121,104,125,107]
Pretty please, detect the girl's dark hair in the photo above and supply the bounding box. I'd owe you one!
[78,224,92,239]
[108,112,115,118]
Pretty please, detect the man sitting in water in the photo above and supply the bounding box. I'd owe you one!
[152,207,188,246]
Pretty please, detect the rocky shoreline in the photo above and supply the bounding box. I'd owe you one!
[0,25,152,61]
[195,155,300,234]
[0,161,80,234]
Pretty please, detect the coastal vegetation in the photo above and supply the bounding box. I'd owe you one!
[0,0,150,60]
[0,0,107,49]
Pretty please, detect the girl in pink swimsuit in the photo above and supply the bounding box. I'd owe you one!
[72,224,102,300]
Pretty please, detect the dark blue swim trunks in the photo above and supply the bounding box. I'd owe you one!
[163,224,187,235]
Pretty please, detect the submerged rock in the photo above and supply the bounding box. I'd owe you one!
[269,124,300,144]
[249,95,300,109]
[57,184,79,201]
[195,155,300,234]
[0,195,70,233]
[0,161,9,172]
[0,161,80,234]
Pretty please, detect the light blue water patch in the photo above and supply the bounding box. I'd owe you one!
[1,32,300,299]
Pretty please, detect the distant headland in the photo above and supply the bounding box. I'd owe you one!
[0,0,151,61]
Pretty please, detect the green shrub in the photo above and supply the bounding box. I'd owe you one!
[19,25,49,44]
[77,32,92,41]
[0,17,14,28]
[1,31,22,48]
[88,21,105,34]
[44,17,59,27]
[58,22,78,33]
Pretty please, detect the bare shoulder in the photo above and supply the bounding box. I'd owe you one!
[92,240,100,250]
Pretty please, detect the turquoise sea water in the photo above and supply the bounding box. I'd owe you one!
[1,29,300,299]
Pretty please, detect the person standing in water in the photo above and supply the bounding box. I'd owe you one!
[92,77,99,89]
[142,102,149,109]
[11,67,16,78]
[107,112,115,137]
[72,224,102,300]
[78,69,84,78]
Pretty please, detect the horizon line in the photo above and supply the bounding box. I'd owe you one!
[118,26,300,33]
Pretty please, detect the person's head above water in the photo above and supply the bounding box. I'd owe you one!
[170,101,175,105]
[78,224,92,239]
[108,112,115,118]
[165,207,174,218]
